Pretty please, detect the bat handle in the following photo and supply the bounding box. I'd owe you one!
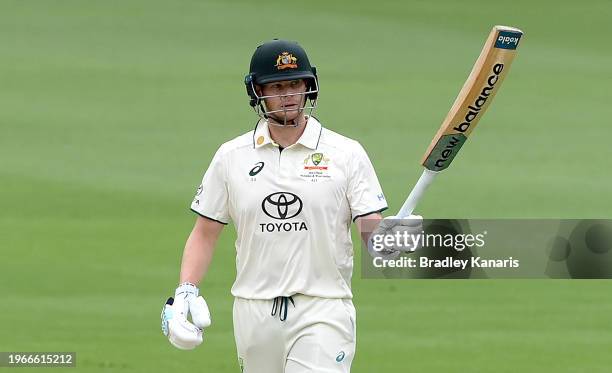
[397,168,438,218]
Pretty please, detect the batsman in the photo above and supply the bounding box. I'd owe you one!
[160,39,422,373]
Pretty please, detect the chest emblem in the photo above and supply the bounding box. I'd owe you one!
[262,192,303,220]
[303,152,330,170]
[249,161,265,176]
[301,153,332,181]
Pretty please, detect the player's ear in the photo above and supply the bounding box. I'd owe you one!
[254,84,263,96]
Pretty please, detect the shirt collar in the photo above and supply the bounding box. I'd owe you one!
[253,117,322,150]
[253,119,274,148]
[297,117,322,150]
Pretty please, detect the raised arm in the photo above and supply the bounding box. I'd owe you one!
[355,212,383,245]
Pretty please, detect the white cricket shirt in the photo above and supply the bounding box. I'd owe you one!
[190,117,387,299]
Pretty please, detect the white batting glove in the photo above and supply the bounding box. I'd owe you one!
[367,215,424,258]
[161,282,211,350]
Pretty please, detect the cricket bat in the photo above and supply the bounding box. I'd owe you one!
[397,25,523,218]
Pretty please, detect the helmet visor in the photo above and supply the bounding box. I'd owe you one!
[255,71,315,85]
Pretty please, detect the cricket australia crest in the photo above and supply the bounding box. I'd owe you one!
[311,152,323,166]
[300,152,331,181]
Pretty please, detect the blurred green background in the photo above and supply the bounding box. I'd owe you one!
[1,0,611,372]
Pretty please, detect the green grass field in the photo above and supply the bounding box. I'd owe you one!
[1,0,611,372]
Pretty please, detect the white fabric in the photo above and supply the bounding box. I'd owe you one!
[191,117,387,299]
[233,295,356,373]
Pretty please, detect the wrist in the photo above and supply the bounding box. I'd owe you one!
[175,282,199,297]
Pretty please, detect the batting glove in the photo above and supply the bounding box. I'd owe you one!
[161,282,211,350]
[367,215,424,258]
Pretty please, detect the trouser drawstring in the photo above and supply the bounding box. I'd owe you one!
[271,296,295,321]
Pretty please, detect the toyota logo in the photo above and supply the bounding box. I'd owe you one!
[262,192,303,220]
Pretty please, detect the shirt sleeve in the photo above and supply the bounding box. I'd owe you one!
[190,146,230,225]
[346,141,388,221]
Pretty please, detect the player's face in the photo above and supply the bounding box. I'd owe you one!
[259,79,307,123]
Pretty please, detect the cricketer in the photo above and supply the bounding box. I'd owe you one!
[160,39,422,373]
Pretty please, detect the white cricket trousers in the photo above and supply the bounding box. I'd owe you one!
[233,294,356,373]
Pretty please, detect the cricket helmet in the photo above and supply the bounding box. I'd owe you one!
[244,39,319,121]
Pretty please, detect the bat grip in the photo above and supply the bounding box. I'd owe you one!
[397,168,438,218]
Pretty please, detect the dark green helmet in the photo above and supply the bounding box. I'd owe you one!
[245,39,319,108]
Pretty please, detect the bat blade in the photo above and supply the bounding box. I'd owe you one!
[397,25,523,218]
[421,25,523,172]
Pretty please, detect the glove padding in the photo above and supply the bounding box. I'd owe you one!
[367,215,424,259]
[161,283,211,350]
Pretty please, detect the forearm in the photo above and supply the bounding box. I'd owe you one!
[356,213,383,244]
[179,217,224,285]
[164,219,219,350]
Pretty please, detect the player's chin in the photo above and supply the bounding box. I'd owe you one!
[274,109,303,123]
